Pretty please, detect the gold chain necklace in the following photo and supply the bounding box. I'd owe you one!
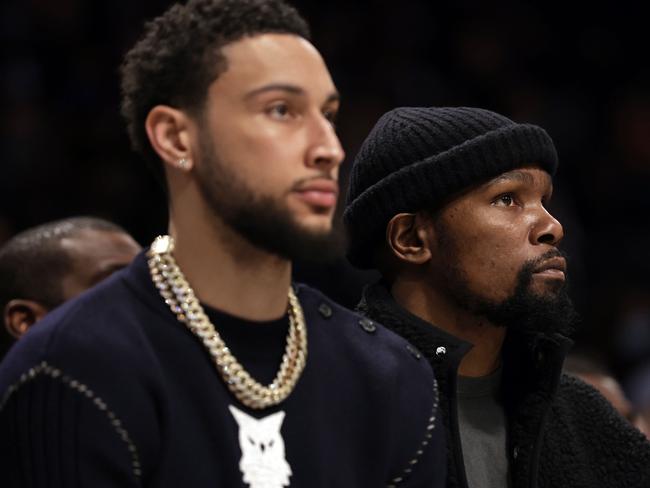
[147,235,307,410]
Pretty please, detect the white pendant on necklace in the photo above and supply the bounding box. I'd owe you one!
[229,405,292,488]
[150,234,174,254]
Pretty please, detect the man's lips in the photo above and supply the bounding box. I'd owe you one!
[292,179,339,208]
[533,256,567,280]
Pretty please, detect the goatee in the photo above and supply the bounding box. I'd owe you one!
[472,250,579,336]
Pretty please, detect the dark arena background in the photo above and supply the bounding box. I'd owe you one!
[1,0,649,416]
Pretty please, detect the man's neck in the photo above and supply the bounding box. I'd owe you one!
[168,208,291,322]
[391,279,506,377]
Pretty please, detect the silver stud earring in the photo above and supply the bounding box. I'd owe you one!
[178,158,189,169]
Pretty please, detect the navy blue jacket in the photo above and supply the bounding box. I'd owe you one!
[0,253,445,487]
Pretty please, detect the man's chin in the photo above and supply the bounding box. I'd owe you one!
[486,283,577,336]
[293,217,334,237]
[528,280,566,298]
[288,198,336,222]
[232,209,343,263]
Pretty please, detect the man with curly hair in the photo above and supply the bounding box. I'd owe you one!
[0,1,445,487]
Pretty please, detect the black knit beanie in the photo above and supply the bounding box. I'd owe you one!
[343,106,558,269]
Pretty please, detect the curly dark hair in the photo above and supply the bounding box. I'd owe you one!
[120,0,311,187]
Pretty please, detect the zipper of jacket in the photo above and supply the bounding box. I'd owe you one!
[527,339,569,488]
[447,363,471,488]
[527,401,551,488]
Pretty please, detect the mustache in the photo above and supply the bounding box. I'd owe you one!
[516,249,570,295]
[524,249,567,272]
[289,174,337,191]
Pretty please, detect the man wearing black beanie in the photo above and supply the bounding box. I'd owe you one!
[344,106,650,488]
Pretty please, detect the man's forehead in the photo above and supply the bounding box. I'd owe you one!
[212,33,336,98]
[60,229,139,259]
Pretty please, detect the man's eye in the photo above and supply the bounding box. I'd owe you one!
[267,103,290,120]
[494,194,515,206]
[323,109,338,125]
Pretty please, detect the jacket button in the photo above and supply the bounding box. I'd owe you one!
[406,344,422,360]
[435,346,446,356]
[359,318,376,333]
[513,446,520,460]
[318,302,333,318]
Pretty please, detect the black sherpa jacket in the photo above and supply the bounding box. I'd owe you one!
[359,282,650,488]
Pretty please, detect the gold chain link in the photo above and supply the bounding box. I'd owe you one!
[147,235,307,409]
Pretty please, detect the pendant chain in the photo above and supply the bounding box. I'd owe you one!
[147,235,307,409]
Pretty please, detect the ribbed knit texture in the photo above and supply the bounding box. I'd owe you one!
[343,107,558,268]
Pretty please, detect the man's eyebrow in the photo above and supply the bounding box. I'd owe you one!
[244,83,304,99]
[488,170,536,186]
[87,264,128,285]
[324,92,340,105]
[92,262,129,277]
[243,83,340,104]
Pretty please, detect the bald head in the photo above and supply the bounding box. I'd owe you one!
[0,217,141,357]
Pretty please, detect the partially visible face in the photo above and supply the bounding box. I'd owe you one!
[193,33,345,260]
[60,229,141,300]
[429,167,574,331]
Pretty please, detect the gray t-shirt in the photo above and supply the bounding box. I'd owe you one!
[457,368,509,488]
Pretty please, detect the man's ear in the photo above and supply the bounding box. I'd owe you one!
[386,212,433,265]
[145,105,195,172]
[4,299,49,339]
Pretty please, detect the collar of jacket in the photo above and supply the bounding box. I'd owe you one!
[357,280,574,373]
[358,281,575,488]
[357,281,472,370]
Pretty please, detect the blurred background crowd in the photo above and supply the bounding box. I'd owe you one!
[1,0,649,419]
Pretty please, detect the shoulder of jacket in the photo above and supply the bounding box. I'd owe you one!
[0,271,148,390]
[295,283,434,380]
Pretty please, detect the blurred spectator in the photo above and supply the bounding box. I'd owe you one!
[612,288,650,429]
[0,216,140,359]
[565,352,650,439]
[625,361,650,430]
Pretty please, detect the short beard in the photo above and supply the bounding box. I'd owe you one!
[194,128,342,263]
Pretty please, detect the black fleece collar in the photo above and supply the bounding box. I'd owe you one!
[357,282,473,366]
[358,281,573,368]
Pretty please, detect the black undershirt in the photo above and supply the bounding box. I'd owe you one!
[202,304,290,385]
